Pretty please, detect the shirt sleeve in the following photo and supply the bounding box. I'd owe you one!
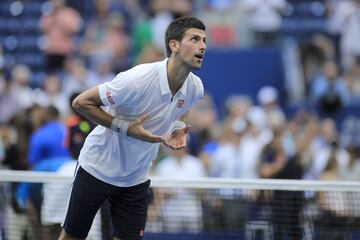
[98,73,138,108]
[193,75,204,104]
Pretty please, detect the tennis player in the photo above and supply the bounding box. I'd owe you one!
[59,16,206,240]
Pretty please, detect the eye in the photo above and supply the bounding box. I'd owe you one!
[191,36,200,42]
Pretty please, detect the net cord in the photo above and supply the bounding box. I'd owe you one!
[1,170,360,192]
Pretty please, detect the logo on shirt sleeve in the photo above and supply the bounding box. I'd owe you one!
[177,99,185,108]
[106,91,115,105]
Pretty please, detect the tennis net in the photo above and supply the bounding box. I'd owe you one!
[1,170,360,240]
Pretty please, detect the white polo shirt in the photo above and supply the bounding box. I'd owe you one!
[78,59,204,187]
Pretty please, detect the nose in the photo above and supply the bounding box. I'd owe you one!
[200,41,206,51]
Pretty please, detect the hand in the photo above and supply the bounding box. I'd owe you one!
[163,125,191,150]
[127,114,165,143]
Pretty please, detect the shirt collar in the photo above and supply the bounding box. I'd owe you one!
[158,58,189,98]
[178,76,188,97]
[159,58,171,96]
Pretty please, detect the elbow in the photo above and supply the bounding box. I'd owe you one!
[71,87,101,116]
[72,96,83,113]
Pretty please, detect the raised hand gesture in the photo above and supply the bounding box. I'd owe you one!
[127,114,165,143]
[163,125,191,150]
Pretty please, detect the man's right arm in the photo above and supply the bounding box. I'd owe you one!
[72,86,165,143]
[72,86,113,128]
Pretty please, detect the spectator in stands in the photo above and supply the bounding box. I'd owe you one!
[9,64,34,112]
[39,0,81,73]
[2,105,45,240]
[0,75,20,124]
[210,118,248,179]
[13,155,100,240]
[223,95,253,128]
[7,105,47,172]
[242,0,286,46]
[310,60,351,112]
[0,123,27,171]
[66,92,95,159]
[197,129,220,175]
[27,106,69,166]
[169,0,192,19]
[198,0,252,47]
[86,58,115,85]
[327,0,360,69]
[256,86,286,129]
[80,0,130,73]
[132,0,183,58]
[259,129,304,240]
[0,128,4,164]
[208,118,248,231]
[153,147,206,233]
[305,118,350,180]
[287,110,319,175]
[148,0,174,53]
[187,93,218,157]
[135,43,164,65]
[18,156,74,240]
[0,183,5,239]
[312,34,337,63]
[131,17,154,61]
[62,56,96,98]
[339,145,360,226]
[315,152,350,240]
[35,74,70,118]
[342,56,360,101]
[259,130,287,179]
[236,107,273,179]
[0,46,5,71]
[299,35,332,97]
[340,145,360,181]
[62,56,115,97]
[39,157,102,240]
[1,122,34,240]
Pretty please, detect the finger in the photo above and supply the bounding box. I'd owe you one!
[137,113,150,124]
[147,136,165,143]
[143,131,165,143]
[176,143,185,149]
[179,143,186,149]
[145,138,164,143]
[163,141,176,149]
[184,124,191,134]
[173,144,186,150]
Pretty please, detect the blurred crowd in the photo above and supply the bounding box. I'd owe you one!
[1,0,360,239]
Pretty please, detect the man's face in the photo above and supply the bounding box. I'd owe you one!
[176,28,206,69]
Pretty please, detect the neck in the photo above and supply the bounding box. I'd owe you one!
[167,57,190,96]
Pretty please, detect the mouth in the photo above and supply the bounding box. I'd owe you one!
[194,53,204,62]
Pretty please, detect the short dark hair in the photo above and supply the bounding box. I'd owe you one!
[47,105,59,119]
[165,16,205,57]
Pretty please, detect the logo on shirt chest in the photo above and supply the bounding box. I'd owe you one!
[177,99,185,108]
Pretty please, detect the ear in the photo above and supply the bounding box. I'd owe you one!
[169,39,179,55]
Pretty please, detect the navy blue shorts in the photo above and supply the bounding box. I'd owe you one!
[63,166,151,239]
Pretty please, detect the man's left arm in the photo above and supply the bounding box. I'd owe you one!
[163,111,191,150]
[164,76,203,149]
